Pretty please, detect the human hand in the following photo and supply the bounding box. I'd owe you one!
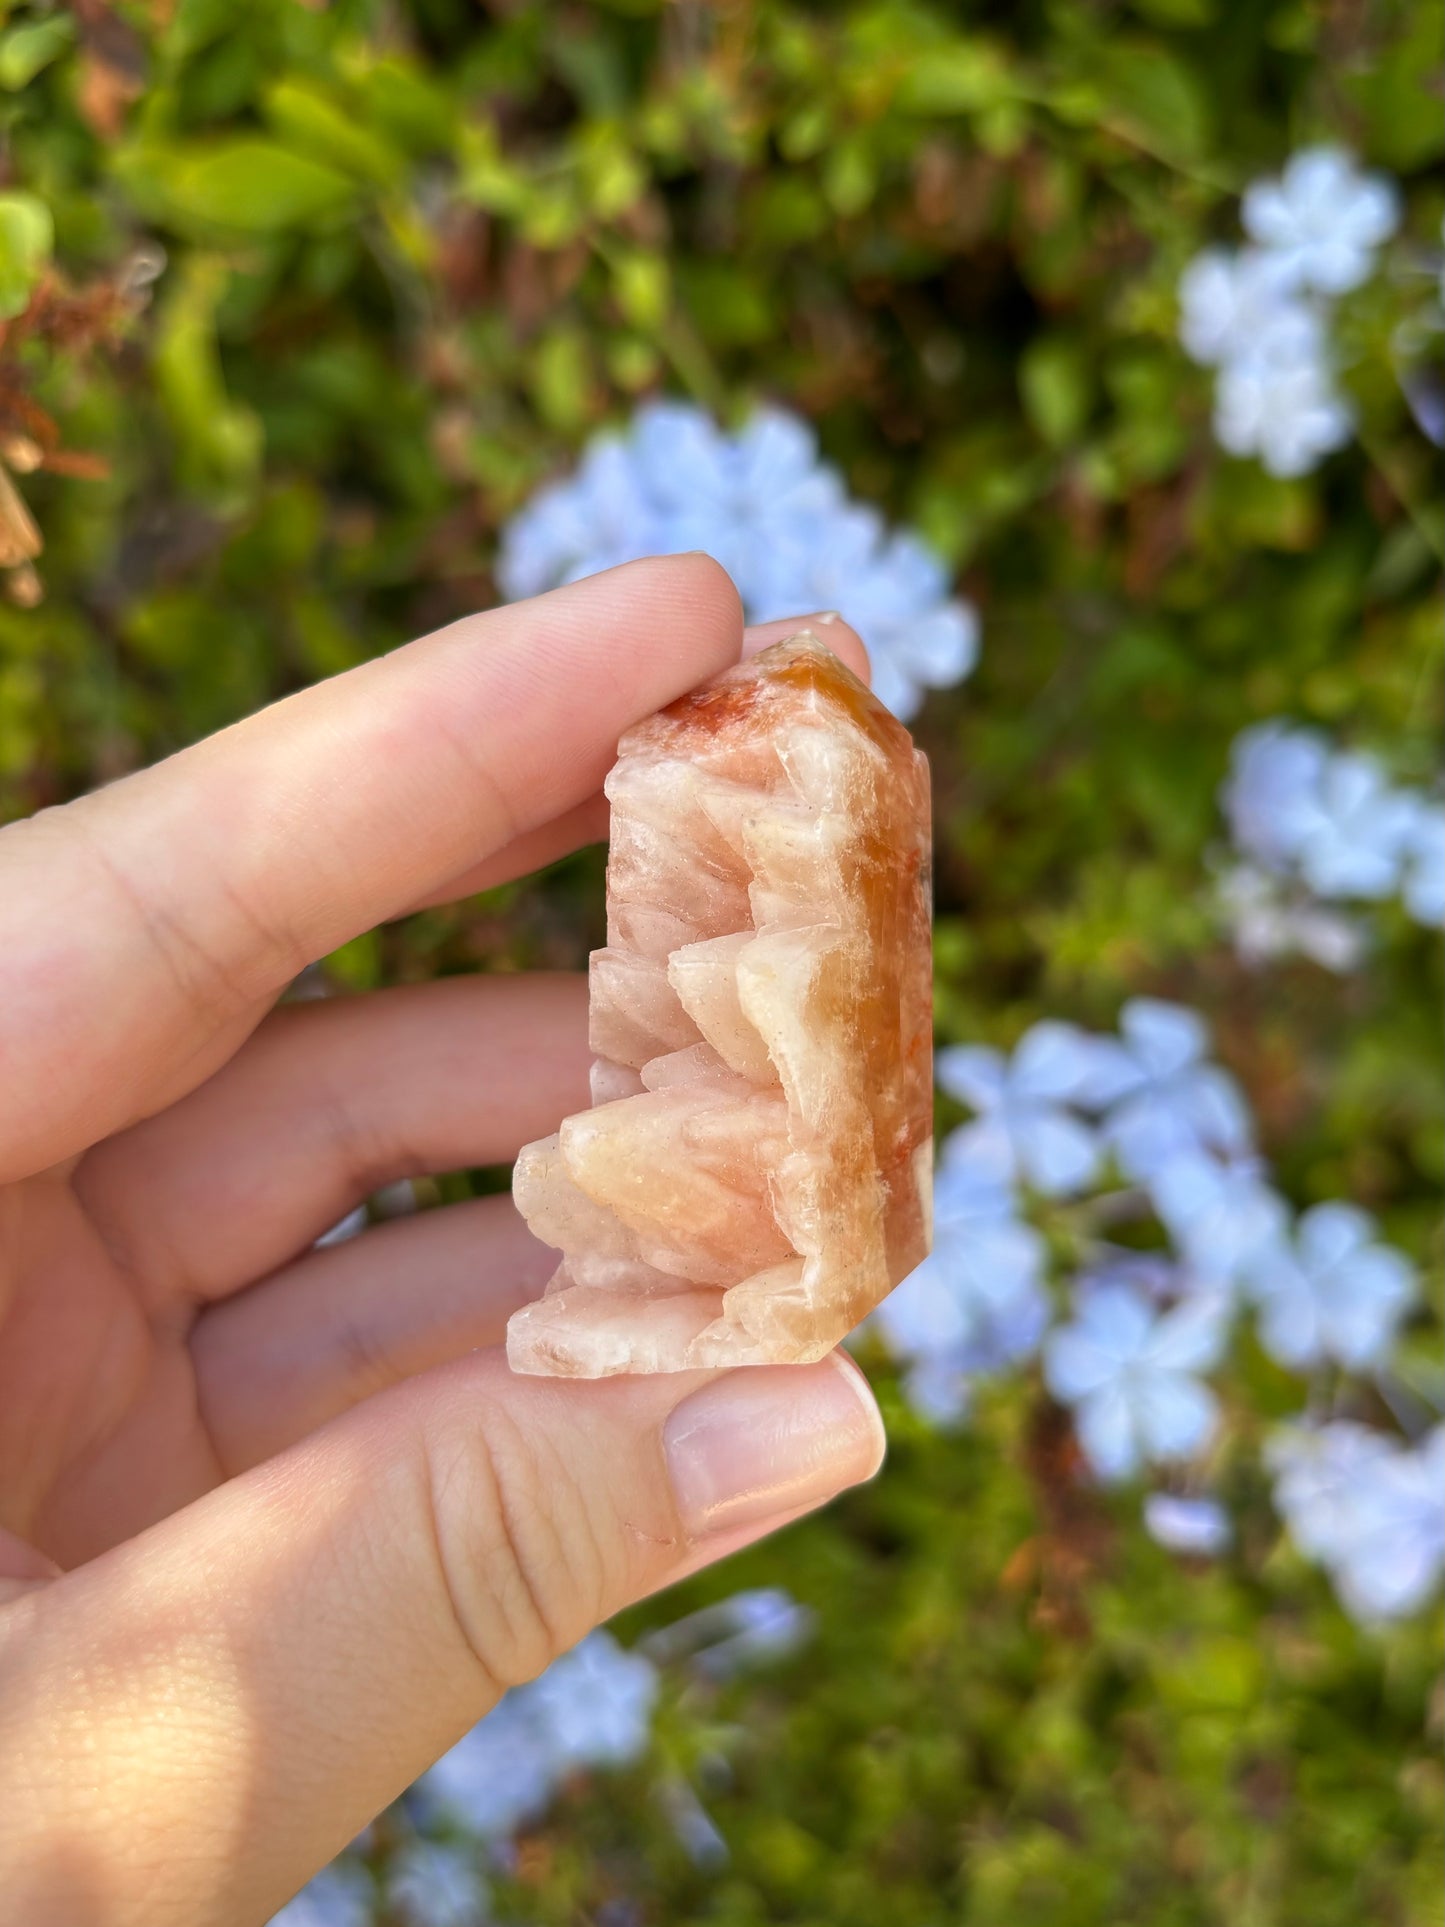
[0,557,886,1926]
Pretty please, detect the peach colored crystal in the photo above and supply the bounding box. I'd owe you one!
[506,631,933,1376]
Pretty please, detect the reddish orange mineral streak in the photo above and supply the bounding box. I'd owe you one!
[506,631,933,1376]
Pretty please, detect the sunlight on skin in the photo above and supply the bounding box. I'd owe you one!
[0,559,882,1925]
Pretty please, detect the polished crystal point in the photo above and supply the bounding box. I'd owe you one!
[507,631,933,1375]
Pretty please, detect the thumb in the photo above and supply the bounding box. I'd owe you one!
[0,1349,883,1927]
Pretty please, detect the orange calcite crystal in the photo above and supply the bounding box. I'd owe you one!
[506,631,933,1376]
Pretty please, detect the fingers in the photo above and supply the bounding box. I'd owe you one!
[191,1196,556,1473]
[407,794,611,910]
[742,611,870,681]
[0,1347,885,1925]
[76,974,590,1304]
[0,1529,60,1606]
[0,554,744,1183]
[405,612,870,908]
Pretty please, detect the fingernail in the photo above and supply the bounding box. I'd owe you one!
[663,1355,886,1539]
[741,613,848,660]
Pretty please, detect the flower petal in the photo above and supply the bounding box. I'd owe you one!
[936,1044,1008,1110]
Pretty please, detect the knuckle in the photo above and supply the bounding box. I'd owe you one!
[418,1398,609,1694]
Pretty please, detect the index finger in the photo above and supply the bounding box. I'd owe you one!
[0,555,743,1180]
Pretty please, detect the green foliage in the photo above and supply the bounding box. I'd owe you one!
[2,0,1441,1920]
[0,187,51,317]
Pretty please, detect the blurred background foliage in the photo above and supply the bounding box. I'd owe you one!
[2,0,1442,1921]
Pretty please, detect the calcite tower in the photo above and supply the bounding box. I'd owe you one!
[507,631,933,1376]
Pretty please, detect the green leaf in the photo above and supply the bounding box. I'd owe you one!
[823,137,877,217]
[894,40,1012,115]
[531,326,594,433]
[263,78,404,186]
[612,251,669,331]
[1344,0,1445,169]
[1020,336,1092,448]
[1093,42,1212,162]
[0,14,74,91]
[153,258,263,498]
[456,122,529,218]
[0,190,52,320]
[129,140,356,235]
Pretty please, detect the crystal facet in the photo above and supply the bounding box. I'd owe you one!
[507,631,933,1376]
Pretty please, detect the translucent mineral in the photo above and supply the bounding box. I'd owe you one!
[506,631,933,1376]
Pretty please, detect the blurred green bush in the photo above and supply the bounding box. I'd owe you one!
[2,0,1441,1921]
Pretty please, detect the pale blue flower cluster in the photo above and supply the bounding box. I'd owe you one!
[413,1630,660,1843]
[386,1841,490,1927]
[497,400,979,720]
[1219,721,1444,964]
[270,1589,817,1926]
[876,997,1432,1625]
[1268,1423,1445,1622]
[269,1862,376,1927]
[1178,147,1399,475]
[1044,1282,1228,1481]
[872,1140,1050,1424]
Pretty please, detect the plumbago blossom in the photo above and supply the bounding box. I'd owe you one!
[269,1592,813,1925]
[935,1023,1101,1195]
[1042,1282,1228,1481]
[1077,998,1251,1180]
[1143,1493,1232,1557]
[1268,1424,1445,1623]
[872,1151,1049,1423]
[411,1629,659,1846]
[1178,146,1400,475]
[1242,1204,1417,1372]
[1218,721,1443,965]
[497,400,979,720]
[1241,148,1401,296]
[269,1863,375,1927]
[875,998,1436,1628]
[386,1842,488,1927]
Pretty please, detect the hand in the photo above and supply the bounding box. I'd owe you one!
[0,557,886,1927]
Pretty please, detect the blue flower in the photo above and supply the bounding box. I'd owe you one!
[876,1148,1050,1420]
[1268,1423,1445,1622]
[936,1022,1101,1196]
[1080,998,1252,1180]
[1217,863,1366,973]
[1400,799,1445,928]
[1222,723,1437,928]
[1287,750,1417,899]
[1243,1202,1416,1371]
[412,1695,558,1839]
[386,1841,490,1927]
[1043,1282,1228,1482]
[1241,146,1400,296]
[1178,247,1310,368]
[525,1630,659,1771]
[1143,1493,1232,1557]
[639,401,844,587]
[814,529,979,718]
[497,434,664,599]
[1222,722,1331,872]
[1149,1151,1288,1293]
[496,400,979,719]
[412,1634,657,1846]
[1213,332,1353,477]
[267,1863,373,1927]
